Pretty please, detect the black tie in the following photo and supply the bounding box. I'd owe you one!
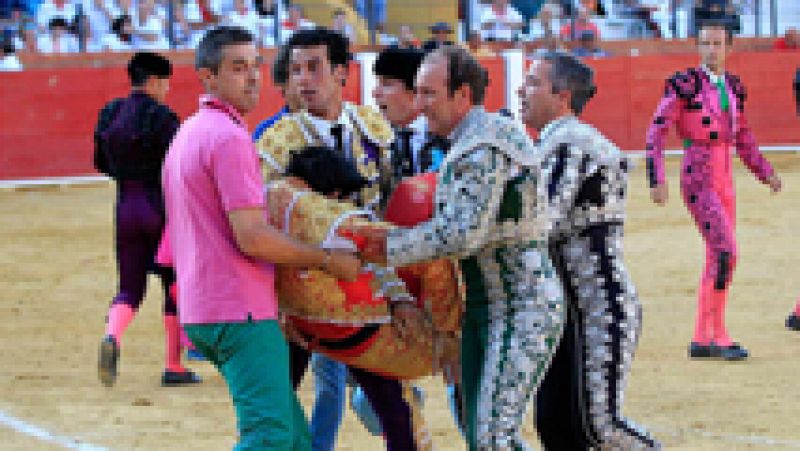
[330,124,345,158]
[396,128,415,177]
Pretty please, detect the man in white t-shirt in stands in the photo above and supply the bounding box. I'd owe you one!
[529,2,561,41]
[37,17,80,53]
[479,0,524,41]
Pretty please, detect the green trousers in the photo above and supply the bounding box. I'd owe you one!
[460,275,564,450]
[185,319,311,451]
[461,300,489,451]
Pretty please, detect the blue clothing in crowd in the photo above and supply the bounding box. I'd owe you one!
[252,105,290,141]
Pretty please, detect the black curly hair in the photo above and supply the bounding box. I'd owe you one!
[284,146,367,198]
[286,27,351,69]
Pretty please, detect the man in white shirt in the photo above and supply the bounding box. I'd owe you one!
[528,2,561,40]
[0,39,23,71]
[37,17,80,53]
[480,0,524,41]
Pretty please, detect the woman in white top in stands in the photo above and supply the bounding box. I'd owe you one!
[133,0,169,50]
[479,0,524,41]
[37,17,80,53]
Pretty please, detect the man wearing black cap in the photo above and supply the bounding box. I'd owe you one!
[423,22,454,52]
[373,48,435,181]
[95,52,201,388]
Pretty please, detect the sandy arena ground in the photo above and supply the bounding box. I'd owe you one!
[0,154,799,450]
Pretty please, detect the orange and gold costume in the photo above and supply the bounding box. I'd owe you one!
[265,175,462,379]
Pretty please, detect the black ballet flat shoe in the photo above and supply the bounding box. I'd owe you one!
[716,343,748,361]
[687,342,716,358]
[161,369,202,386]
[98,335,119,387]
[786,314,800,331]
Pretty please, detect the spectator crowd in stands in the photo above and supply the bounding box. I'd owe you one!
[0,0,796,72]
[0,0,315,65]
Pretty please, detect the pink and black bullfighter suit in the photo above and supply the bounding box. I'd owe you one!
[94,90,200,385]
[645,67,777,359]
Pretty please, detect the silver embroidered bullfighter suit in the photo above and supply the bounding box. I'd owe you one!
[384,108,565,450]
[534,116,660,450]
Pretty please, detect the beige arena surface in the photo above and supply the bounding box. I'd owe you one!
[0,153,799,450]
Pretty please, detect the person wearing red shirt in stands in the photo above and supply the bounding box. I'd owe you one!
[559,6,600,41]
[773,28,799,50]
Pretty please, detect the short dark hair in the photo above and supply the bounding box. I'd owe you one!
[697,21,734,45]
[287,27,351,68]
[112,14,131,36]
[48,17,69,30]
[271,44,291,86]
[542,52,596,114]
[374,48,425,91]
[195,26,254,74]
[2,37,14,55]
[284,146,367,197]
[127,52,172,87]
[425,45,488,105]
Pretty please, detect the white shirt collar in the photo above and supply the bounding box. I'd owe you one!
[304,108,350,134]
[539,114,575,142]
[407,114,427,136]
[448,107,485,143]
[700,65,723,84]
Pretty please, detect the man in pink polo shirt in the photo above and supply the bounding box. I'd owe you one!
[162,26,361,450]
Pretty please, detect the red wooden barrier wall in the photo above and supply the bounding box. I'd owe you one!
[1,52,798,180]
[480,56,506,113]
[0,61,361,180]
[579,51,800,150]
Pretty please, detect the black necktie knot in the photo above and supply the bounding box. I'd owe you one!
[330,124,345,155]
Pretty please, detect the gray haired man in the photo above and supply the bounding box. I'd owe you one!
[518,52,661,450]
